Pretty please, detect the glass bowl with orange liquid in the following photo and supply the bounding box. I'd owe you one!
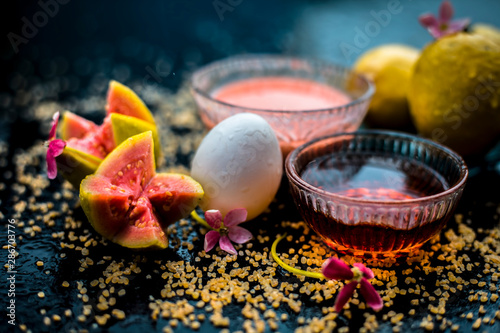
[190,54,374,156]
[285,131,468,258]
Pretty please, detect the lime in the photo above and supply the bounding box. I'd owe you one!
[408,32,500,157]
[354,44,420,129]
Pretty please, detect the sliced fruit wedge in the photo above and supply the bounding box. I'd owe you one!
[106,80,156,124]
[80,131,204,250]
[53,81,162,187]
[60,111,99,141]
[110,113,162,165]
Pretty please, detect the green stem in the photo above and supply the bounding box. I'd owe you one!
[271,233,325,280]
[191,210,212,229]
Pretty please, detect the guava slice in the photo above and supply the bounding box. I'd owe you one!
[106,80,156,124]
[53,81,162,187]
[110,113,162,165]
[80,131,204,249]
[61,111,99,141]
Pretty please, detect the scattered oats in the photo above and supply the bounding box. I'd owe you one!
[191,321,201,330]
[112,309,126,320]
[472,318,481,330]
[95,314,109,326]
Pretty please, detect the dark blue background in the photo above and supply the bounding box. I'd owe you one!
[3,0,500,91]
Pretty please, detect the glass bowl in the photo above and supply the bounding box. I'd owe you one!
[190,54,374,156]
[285,130,468,258]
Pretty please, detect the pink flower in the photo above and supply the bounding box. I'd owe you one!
[419,0,469,39]
[322,258,383,312]
[45,112,66,179]
[204,208,252,255]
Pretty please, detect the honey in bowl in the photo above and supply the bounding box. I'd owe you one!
[285,131,468,258]
[299,154,450,255]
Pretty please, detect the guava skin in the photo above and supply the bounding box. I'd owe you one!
[55,146,102,188]
[80,132,204,250]
[110,113,162,166]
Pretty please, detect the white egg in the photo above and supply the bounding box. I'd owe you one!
[191,113,282,221]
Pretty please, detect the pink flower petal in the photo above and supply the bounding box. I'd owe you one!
[419,1,468,39]
[427,26,445,39]
[46,139,66,179]
[46,153,58,179]
[334,281,358,312]
[205,210,222,229]
[204,230,220,252]
[223,208,247,227]
[353,263,374,280]
[418,13,438,29]
[50,139,66,157]
[360,278,383,311]
[219,235,237,255]
[447,18,470,34]
[439,0,453,22]
[49,111,60,140]
[228,226,252,244]
[322,258,354,280]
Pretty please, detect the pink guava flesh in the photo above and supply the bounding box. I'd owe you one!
[80,132,203,249]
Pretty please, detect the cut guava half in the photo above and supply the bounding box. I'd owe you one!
[80,131,204,249]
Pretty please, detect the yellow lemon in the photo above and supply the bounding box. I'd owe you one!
[471,23,500,45]
[354,44,420,129]
[408,32,500,157]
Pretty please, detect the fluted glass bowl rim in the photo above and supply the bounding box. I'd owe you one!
[285,130,469,205]
[190,54,375,114]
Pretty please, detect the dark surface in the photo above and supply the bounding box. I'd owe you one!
[1,1,500,332]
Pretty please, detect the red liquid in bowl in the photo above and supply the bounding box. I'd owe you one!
[298,154,452,257]
[214,77,351,111]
